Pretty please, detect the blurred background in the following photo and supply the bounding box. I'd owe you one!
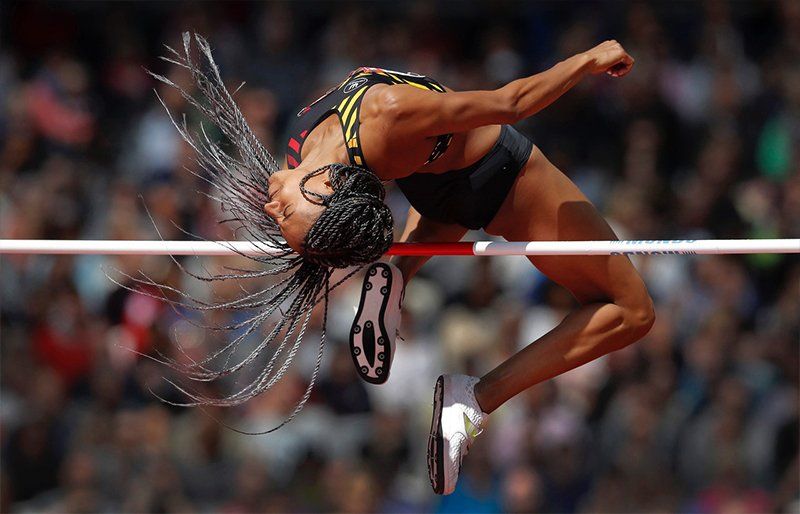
[1,1,798,513]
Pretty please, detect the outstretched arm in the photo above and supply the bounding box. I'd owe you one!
[392,207,467,287]
[379,40,634,137]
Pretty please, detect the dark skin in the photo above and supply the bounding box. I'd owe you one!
[266,40,654,413]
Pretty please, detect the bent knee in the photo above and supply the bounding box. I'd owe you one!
[621,293,656,344]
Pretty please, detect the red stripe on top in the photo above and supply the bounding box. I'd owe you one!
[288,138,301,153]
[300,130,308,138]
[287,155,299,168]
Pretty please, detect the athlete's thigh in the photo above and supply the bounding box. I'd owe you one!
[487,146,647,306]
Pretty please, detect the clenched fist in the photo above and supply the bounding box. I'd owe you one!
[583,40,635,77]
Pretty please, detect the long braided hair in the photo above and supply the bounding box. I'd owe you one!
[124,32,393,432]
[300,164,394,268]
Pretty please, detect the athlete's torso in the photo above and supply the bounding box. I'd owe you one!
[284,67,533,230]
[285,67,453,173]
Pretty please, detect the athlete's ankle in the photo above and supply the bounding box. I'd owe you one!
[473,378,495,415]
[389,256,422,290]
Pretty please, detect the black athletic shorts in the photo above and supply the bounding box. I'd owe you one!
[395,125,533,230]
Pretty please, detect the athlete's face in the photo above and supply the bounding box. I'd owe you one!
[264,168,334,254]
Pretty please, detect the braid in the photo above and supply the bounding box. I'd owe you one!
[121,33,390,434]
[302,164,394,269]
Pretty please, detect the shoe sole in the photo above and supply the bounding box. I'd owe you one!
[349,262,396,384]
[428,375,445,494]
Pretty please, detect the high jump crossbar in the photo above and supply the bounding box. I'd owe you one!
[0,239,797,257]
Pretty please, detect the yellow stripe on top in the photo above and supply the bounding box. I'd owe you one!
[345,107,362,140]
[388,71,445,92]
[341,87,368,139]
[326,67,454,170]
[384,71,402,82]
[339,90,360,122]
[405,81,430,91]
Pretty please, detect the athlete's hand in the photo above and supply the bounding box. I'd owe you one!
[582,40,634,77]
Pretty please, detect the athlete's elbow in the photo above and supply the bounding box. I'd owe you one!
[496,87,524,124]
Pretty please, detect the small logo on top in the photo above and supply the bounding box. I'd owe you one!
[343,77,368,93]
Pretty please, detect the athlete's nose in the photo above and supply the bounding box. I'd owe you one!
[264,200,282,220]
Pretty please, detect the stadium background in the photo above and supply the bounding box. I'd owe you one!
[1,1,798,512]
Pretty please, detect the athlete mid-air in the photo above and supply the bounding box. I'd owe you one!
[154,33,653,495]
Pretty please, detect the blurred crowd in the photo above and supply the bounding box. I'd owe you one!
[1,1,798,513]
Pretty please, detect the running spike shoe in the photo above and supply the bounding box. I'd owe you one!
[427,374,486,495]
[349,262,403,384]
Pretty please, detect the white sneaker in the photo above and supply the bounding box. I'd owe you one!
[349,262,403,384]
[427,374,487,495]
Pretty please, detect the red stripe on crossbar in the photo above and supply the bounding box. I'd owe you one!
[385,242,474,256]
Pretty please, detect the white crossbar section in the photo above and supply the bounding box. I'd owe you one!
[0,239,797,256]
[472,239,800,256]
[0,240,282,256]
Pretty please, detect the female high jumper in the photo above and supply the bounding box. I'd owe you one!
[151,33,654,496]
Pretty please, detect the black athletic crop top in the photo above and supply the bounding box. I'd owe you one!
[285,67,453,170]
